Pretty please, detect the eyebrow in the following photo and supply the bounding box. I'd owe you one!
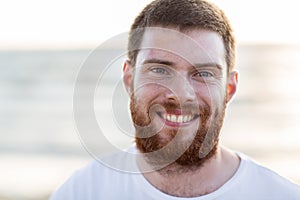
[142,59,174,66]
[142,59,223,70]
[194,63,223,70]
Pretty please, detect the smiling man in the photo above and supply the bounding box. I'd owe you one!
[51,0,300,199]
[125,27,236,173]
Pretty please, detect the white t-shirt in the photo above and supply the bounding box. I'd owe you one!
[50,150,300,200]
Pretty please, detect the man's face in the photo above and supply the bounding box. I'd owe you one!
[123,28,237,168]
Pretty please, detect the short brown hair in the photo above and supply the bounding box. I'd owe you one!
[127,0,236,72]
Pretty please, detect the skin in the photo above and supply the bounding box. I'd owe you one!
[123,28,240,197]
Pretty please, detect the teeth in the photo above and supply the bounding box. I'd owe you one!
[177,116,183,123]
[163,114,167,120]
[163,114,194,123]
[171,115,176,122]
[183,116,188,122]
[167,115,171,121]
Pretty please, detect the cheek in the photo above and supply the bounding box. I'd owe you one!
[210,85,227,109]
[133,83,164,103]
[193,82,226,108]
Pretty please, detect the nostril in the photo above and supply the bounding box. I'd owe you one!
[167,96,176,101]
[166,93,177,102]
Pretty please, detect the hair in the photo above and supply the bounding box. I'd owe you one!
[127,0,236,73]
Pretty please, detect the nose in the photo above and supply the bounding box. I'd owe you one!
[165,75,196,104]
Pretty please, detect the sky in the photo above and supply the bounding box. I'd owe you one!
[1,0,300,50]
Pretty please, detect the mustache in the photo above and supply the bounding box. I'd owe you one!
[152,100,211,118]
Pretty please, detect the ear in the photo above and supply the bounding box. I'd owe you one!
[226,70,238,103]
[123,60,133,94]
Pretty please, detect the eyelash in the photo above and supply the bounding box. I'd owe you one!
[150,67,169,75]
[148,66,214,79]
[194,71,214,78]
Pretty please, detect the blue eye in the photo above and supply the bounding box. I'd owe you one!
[195,71,213,77]
[151,67,169,75]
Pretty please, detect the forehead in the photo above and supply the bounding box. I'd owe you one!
[137,27,226,68]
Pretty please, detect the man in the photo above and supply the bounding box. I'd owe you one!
[51,0,300,199]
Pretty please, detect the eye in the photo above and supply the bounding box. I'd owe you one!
[150,67,169,75]
[194,71,213,77]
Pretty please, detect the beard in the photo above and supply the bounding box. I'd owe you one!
[130,93,226,169]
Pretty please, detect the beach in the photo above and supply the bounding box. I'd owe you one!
[1,45,300,199]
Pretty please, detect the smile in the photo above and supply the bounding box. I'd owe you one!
[157,112,199,125]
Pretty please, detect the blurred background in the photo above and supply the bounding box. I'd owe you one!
[1,0,300,199]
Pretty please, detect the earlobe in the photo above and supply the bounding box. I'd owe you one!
[123,60,133,94]
[226,71,238,103]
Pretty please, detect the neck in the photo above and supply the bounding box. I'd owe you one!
[138,146,240,197]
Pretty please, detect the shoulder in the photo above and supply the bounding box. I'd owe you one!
[237,152,300,199]
[50,160,108,200]
[50,150,142,200]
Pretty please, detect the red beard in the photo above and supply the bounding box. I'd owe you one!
[130,93,226,168]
